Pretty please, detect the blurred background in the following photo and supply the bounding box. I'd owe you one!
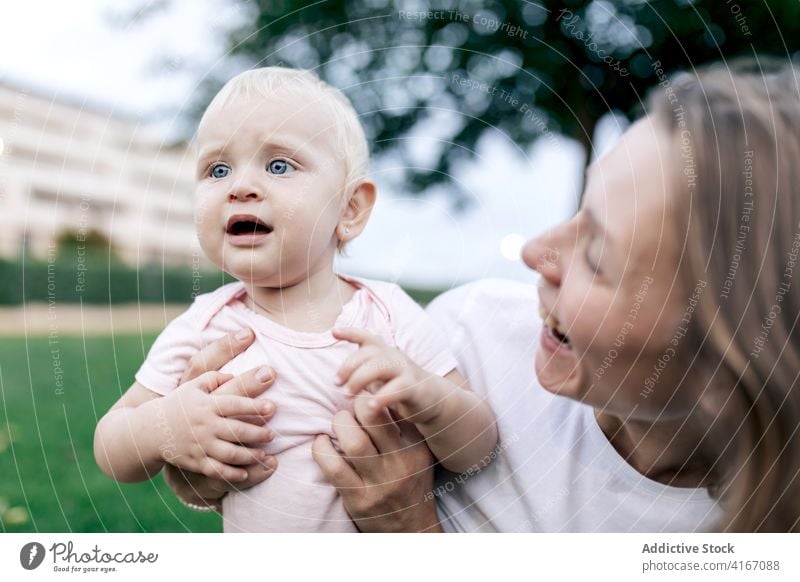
[0,0,797,532]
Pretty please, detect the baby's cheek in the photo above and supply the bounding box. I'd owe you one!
[195,220,223,267]
[193,188,216,220]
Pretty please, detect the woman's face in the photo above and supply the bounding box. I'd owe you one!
[523,118,699,420]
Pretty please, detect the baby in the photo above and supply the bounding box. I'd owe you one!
[94,67,497,532]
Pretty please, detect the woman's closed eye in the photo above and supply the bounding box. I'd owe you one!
[267,159,296,175]
[209,163,231,179]
[585,238,603,275]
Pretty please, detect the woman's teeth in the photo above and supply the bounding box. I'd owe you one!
[539,306,571,343]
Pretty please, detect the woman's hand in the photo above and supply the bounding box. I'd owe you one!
[162,328,280,510]
[312,396,442,532]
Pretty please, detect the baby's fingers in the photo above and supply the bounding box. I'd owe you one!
[233,414,270,426]
[333,327,385,347]
[209,441,271,467]
[369,377,415,411]
[216,418,275,446]
[335,345,380,387]
[212,394,274,418]
[215,365,275,398]
[345,357,405,396]
[200,457,249,483]
[180,328,255,384]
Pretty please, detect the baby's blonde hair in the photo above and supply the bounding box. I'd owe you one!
[200,67,370,199]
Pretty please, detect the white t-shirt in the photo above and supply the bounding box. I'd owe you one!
[427,279,723,533]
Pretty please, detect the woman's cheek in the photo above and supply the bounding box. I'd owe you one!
[569,294,619,355]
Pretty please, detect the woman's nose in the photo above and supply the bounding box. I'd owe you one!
[522,231,562,287]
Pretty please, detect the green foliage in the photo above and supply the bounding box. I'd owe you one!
[179,0,800,206]
[55,230,117,263]
[0,335,221,532]
[0,256,442,305]
[0,256,234,305]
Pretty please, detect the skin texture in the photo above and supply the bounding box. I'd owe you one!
[526,117,688,416]
[93,329,279,485]
[164,329,442,530]
[166,118,716,527]
[332,327,497,474]
[106,85,493,529]
[523,118,714,487]
[166,118,718,525]
[94,87,377,485]
[195,89,377,331]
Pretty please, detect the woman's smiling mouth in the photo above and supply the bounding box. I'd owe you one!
[539,305,572,349]
[536,301,583,397]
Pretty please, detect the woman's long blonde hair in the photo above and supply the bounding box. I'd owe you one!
[649,60,800,532]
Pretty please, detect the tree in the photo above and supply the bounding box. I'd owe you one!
[181,0,800,206]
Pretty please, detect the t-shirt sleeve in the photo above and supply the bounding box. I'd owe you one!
[134,306,205,395]
[387,287,459,378]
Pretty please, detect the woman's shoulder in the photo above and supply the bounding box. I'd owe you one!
[427,278,539,330]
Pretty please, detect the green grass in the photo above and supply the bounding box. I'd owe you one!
[0,335,222,532]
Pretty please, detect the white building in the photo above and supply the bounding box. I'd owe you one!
[0,81,200,266]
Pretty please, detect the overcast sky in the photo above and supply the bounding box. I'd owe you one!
[0,0,618,288]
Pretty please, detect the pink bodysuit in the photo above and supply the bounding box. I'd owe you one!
[135,275,457,532]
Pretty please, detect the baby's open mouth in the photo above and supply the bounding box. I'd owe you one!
[539,306,572,346]
[226,214,273,236]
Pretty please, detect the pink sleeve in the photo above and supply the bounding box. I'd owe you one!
[388,287,459,378]
[134,306,205,395]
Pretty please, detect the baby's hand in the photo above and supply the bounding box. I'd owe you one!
[333,328,444,424]
[156,371,275,482]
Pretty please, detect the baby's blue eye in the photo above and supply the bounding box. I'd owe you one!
[210,164,230,179]
[268,159,294,175]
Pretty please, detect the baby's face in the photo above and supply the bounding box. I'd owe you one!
[194,89,348,286]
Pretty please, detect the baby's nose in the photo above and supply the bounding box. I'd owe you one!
[228,189,261,202]
[228,178,264,202]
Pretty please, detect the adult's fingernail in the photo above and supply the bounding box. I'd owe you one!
[236,328,252,341]
[256,367,273,383]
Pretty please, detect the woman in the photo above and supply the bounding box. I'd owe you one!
[164,61,800,532]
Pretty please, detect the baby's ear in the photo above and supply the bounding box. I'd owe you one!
[337,180,377,245]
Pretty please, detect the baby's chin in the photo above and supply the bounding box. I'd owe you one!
[222,261,308,289]
[224,267,279,286]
